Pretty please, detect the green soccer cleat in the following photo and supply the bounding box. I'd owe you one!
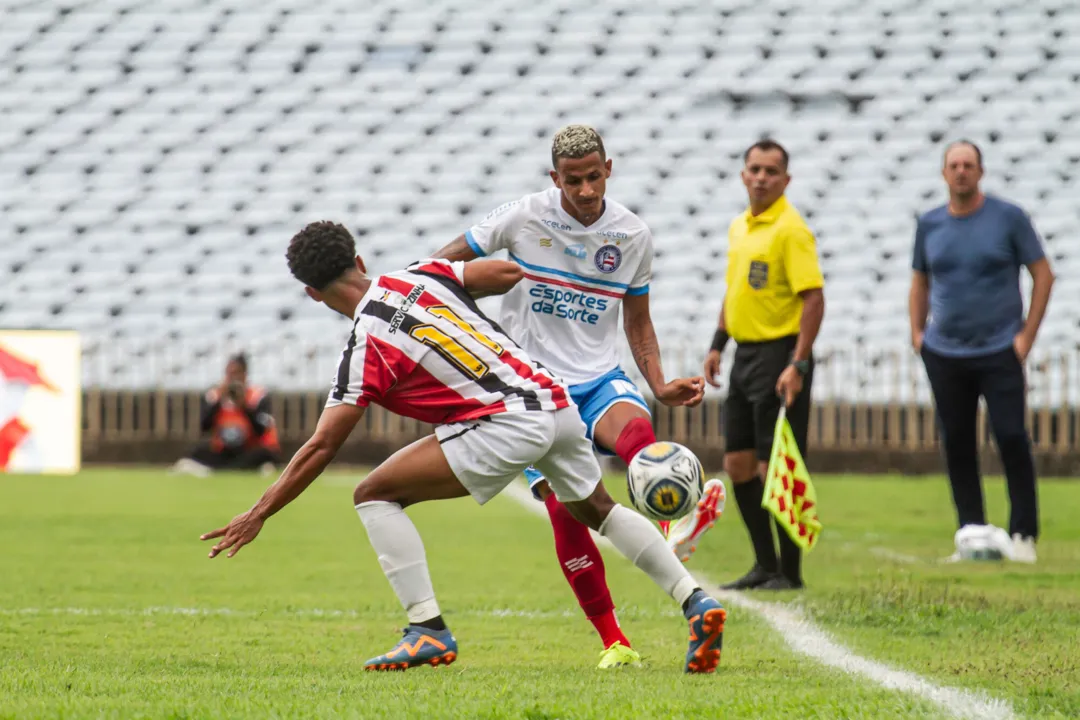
[597,641,642,669]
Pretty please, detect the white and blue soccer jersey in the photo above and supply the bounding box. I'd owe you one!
[464,187,653,387]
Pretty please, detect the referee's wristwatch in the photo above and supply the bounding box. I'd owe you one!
[790,360,810,377]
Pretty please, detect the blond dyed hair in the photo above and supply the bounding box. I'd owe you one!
[551,124,606,169]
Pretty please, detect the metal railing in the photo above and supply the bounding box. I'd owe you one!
[82,389,1080,456]
[80,339,1080,407]
[72,338,1080,464]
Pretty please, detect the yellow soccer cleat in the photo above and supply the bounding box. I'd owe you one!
[597,641,643,669]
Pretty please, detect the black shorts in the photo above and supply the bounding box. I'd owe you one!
[723,335,812,461]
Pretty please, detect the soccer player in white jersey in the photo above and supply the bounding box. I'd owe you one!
[433,125,726,668]
[200,221,726,674]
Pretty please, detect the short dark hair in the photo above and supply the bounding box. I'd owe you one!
[744,139,789,170]
[228,353,248,373]
[286,221,357,290]
[943,139,983,169]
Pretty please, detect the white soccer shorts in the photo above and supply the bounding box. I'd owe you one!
[436,407,602,505]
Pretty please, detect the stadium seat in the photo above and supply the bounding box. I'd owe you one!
[1,0,1076,402]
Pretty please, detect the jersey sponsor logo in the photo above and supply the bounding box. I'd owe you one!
[539,237,553,248]
[596,230,629,240]
[389,283,425,333]
[529,283,610,326]
[594,245,622,274]
[542,218,573,232]
[564,243,587,259]
[748,260,769,289]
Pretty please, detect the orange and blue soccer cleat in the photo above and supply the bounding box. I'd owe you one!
[363,625,458,671]
[683,590,726,674]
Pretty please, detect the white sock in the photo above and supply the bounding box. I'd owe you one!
[599,504,699,607]
[355,500,441,624]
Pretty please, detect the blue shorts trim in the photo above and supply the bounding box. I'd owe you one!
[525,367,650,498]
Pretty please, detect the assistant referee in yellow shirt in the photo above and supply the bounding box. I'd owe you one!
[704,139,825,591]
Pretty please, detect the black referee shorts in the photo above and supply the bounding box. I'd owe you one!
[724,335,812,462]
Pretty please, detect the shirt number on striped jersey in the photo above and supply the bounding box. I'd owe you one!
[408,305,504,379]
[407,328,487,379]
[425,305,504,355]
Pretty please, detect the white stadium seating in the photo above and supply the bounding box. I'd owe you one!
[2,0,1079,405]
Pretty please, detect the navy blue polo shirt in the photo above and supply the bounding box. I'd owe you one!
[912,195,1045,358]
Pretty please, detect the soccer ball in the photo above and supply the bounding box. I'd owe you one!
[626,442,704,522]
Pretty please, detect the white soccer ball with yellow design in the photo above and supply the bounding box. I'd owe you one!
[626,442,704,522]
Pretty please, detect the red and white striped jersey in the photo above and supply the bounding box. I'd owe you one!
[324,259,571,424]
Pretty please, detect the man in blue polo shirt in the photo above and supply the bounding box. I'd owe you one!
[909,140,1055,563]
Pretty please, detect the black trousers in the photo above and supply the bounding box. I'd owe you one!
[725,335,813,460]
[921,345,1039,539]
[189,441,279,471]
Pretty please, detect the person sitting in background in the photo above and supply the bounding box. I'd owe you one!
[171,354,280,476]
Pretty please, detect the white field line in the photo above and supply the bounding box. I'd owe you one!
[868,546,923,564]
[0,606,679,621]
[501,483,1017,720]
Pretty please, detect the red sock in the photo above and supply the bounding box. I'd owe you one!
[613,417,657,466]
[544,493,631,649]
[613,418,671,534]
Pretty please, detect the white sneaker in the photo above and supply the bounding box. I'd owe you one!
[1010,534,1037,564]
[667,478,726,563]
[169,458,212,478]
[942,524,1010,563]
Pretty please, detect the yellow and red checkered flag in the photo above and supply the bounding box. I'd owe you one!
[762,407,822,552]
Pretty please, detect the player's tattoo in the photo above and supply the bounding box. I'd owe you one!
[432,235,478,262]
[627,324,663,386]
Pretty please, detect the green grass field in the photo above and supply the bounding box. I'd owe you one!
[2,469,1078,719]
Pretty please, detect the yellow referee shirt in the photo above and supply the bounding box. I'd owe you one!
[724,195,824,343]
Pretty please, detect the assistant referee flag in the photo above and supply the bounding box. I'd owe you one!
[762,407,822,552]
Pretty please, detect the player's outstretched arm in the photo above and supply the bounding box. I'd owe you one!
[462,259,524,297]
[432,234,480,263]
[623,293,705,408]
[200,403,366,558]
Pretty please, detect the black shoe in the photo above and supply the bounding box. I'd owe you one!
[719,564,776,590]
[758,575,804,591]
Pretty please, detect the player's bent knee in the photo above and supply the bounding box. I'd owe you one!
[535,480,553,500]
[353,482,376,506]
[565,486,616,531]
[353,478,395,507]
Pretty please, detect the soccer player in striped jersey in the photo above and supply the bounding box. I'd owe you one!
[200,221,726,674]
[433,125,726,668]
